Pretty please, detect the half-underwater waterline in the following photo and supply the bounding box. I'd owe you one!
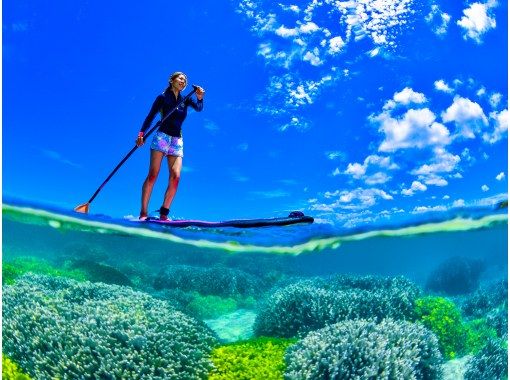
[2,199,508,379]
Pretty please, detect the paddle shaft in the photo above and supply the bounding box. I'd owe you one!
[85,88,197,205]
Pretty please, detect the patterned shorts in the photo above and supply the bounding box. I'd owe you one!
[150,131,184,157]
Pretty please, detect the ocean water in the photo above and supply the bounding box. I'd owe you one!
[2,199,508,379]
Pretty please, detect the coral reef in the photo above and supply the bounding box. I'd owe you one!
[2,354,31,380]
[461,279,508,318]
[425,256,486,296]
[415,296,467,359]
[284,319,442,379]
[153,265,265,298]
[209,337,297,380]
[464,339,508,380]
[254,275,421,338]
[66,259,133,287]
[3,274,218,379]
[187,293,238,319]
[2,256,87,285]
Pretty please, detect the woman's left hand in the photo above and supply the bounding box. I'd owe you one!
[195,85,205,100]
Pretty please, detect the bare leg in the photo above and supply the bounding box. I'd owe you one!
[162,156,182,211]
[140,149,165,216]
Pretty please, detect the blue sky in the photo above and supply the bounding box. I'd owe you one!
[3,0,508,226]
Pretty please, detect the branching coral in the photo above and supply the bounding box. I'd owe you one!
[254,275,421,338]
[425,256,486,296]
[153,265,265,298]
[464,339,508,380]
[461,279,508,318]
[284,319,442,379]
[3,274,218,379]
[209,337,297,380]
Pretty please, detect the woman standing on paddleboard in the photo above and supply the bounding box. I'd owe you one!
[136,72,205,220]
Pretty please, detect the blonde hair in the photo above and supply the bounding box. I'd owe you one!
[169,72,187,85]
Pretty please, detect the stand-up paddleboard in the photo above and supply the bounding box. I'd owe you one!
[142,211,314,228]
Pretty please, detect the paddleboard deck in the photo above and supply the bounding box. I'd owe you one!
[142,211,314,228]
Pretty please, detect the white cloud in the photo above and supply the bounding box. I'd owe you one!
[482,109,508,143]
[384,87,427,110]
[326,151,346,160]
[299,21,320,33]
[477,87,486,96]
[344,155,398,184]
[412,148,461,175]
[303,48,323,66]
[434,79,454,94]
[279,116,311,131]
[496,172,505,181]
[412,205,448,214]
[489,92,503,108]
[457,1,497,43]
[481,184,489,192]
[442,96,488,138]
[275,25,299,37]
[328,36,345,54]
[402,181,427,196]
[426,4,451,36]
[332,167,341,176]
[375,108,451,152]
[453,199,466,207]
[322,187,393,210]
[280,4,300,13]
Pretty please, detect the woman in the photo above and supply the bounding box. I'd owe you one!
[136,72,205,220]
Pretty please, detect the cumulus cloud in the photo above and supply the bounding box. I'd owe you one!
[375,108,451,152]
[412,205,448,213]
[425,4,451,36]
[457,1,497,43]
[328,36,345,54]
[344,155,398,184]
[383,87,427,110]
[319,187,393,210]
[483,109,508,143]
[489,92,503,108]
[434,79,454,94]
[410,148,461,187]
[481,184,489,192]
[442,96,488,138]
[401,181,427,196]
[453,199,466,207]
[496,172,505,180]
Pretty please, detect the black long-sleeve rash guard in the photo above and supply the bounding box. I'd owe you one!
[140,89,203,138]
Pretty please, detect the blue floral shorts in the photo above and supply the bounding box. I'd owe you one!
[150,132,183,157]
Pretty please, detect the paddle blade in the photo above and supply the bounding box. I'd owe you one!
[74,203,90,213]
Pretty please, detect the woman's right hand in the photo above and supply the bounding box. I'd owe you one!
[136,133,145,147]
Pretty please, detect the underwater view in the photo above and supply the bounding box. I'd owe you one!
[2,199,508,379]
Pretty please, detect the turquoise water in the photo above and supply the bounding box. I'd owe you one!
[2,199,508,379]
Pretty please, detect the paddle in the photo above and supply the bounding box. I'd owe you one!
[74,86,198,213]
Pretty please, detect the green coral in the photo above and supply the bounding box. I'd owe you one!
[209,337,297,380]
[415,296,466,359]
[465,318,498,354]
[188,293,238,319]
[2,355,31,380]
[2,256,87,285]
